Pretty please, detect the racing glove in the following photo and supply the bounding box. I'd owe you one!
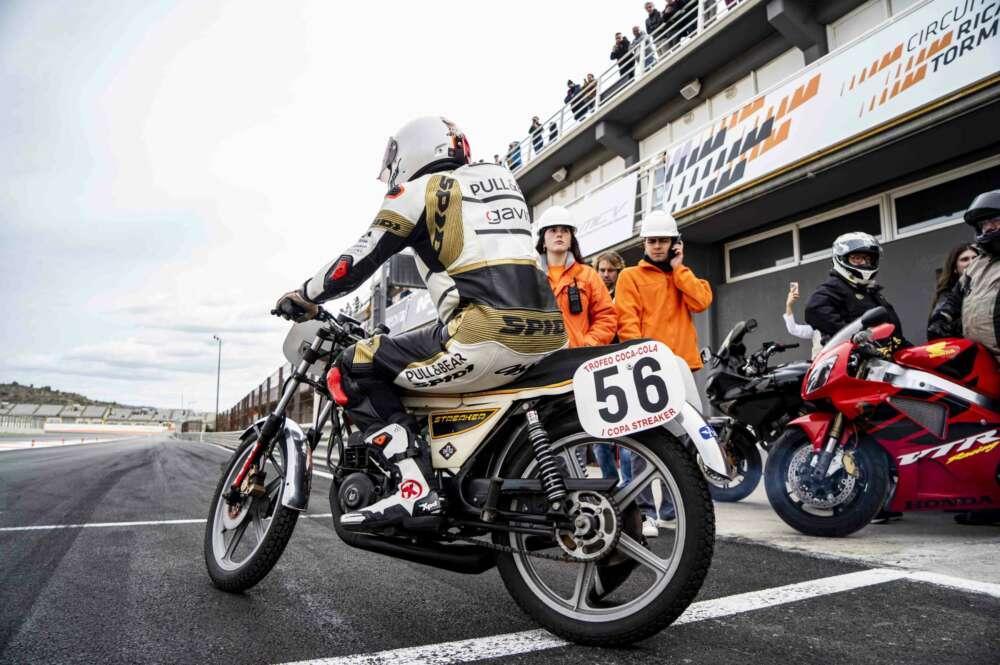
[273,289,319,323]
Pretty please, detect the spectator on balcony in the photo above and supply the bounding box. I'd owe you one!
[610,32,634,82]
[632,25,655,71]
[548,121,558,144]
[565,79,584,121]
[506,141,521,170]
[580,73,598,117]
[528,116,544,155]
[493,154,502,165]
[646,2,663,54]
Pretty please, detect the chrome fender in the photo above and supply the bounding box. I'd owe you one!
[240,417,312,512]
[665,402,732,478]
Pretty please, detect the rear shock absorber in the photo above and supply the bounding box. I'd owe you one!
[523,406,567,512]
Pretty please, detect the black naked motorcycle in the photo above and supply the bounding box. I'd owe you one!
[701,319,811,502]
[203,306,732,646]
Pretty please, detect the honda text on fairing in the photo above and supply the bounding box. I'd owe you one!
[702,319,811,501]
[763,307,1000,537]
[203,306,733,646]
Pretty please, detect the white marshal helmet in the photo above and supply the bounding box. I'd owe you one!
[378,116,471,188]
[536,205,577,232]
[640,210,679,238]
[832,232,882,285]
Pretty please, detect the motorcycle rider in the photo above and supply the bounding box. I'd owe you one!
[273,117,567,532]
[928,190,1000,526]
[804,232,904,345]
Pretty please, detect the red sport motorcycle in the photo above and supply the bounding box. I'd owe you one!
[764,307,1000,537]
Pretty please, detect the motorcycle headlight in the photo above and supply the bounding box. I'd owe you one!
[804,356,836,396]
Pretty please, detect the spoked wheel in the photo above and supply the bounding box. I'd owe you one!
[494,419,714,646]
[204,433,300,591]
[706,424,762,502]
[764,428,888,537]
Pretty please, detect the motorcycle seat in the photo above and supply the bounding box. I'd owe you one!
[401,339,657,407]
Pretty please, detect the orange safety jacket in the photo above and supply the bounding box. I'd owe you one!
[541,255,618,348]
[615,259,713,369]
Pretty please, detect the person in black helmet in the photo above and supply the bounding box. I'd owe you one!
[928,190,1000,363]
[928,190,1000,527]
[804,232,904,344]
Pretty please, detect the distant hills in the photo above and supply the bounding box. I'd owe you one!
[0,382,143,409]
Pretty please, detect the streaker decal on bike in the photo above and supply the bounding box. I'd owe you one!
[896,430,998,466]
[573,341,683,438]
[429,408,500,439]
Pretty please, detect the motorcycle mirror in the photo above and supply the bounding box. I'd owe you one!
[870,322,895,341]
[746,319,758,332]
[860,307,890,329]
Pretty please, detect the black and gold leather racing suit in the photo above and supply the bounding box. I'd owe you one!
[300,163,567,433]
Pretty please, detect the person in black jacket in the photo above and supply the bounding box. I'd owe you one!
[804,232,904,345]
[610,32,633,80]
[565,79,583,121]
[528,116,544,155]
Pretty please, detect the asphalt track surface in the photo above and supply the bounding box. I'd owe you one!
[1,437,997,665]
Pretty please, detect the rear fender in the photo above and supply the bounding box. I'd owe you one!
[665,402,731,478]
[787,412,835,451]
[241,417,312,512]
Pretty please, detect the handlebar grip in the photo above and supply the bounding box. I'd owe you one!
[785,343,800,350]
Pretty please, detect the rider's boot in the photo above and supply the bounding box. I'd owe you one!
[340,423,443,531]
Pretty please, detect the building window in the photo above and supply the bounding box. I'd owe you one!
[799,206,882,261]
[650,161,668,211]
[894,164,1000,235]
[728,231,794,279]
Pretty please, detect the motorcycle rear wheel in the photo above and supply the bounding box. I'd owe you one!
[494,416,715,646]
[764,428,888,537]
[204,433,300,591]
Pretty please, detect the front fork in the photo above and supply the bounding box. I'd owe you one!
[224,334,329,507]
[810,413,846,481]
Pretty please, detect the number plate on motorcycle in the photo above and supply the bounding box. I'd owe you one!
[573,341,684,438]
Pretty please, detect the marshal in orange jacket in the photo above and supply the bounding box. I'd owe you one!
[541,255,618,348]
[615,259,713,369]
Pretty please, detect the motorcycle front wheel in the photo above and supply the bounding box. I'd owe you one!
[494,416,715,646]
[706,424,762,502]
[764,428,888,537]
[204,433,300,591]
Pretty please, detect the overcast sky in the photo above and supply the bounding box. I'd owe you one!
[0,0,650,412]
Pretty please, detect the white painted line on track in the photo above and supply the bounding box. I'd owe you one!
[673,567,908,624]
[0,518,206,532]
[1,513,336,533]
[908,570,1000,600]
[270,568,911,665]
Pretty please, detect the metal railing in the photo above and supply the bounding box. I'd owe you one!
[503,0,745,171]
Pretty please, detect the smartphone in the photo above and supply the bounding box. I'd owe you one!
[790,281,799,295]
[669,234,683,260]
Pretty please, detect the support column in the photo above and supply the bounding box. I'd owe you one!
[766,0,828,64]
[595,121,639,167]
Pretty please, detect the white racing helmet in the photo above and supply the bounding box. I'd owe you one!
[832,232,882,285]
[378,116,471,188]
[640,210,679,238]
[536,205,577,233]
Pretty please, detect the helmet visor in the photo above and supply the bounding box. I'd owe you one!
[378,137,398,184]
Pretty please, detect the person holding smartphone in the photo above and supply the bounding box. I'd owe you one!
[615,210,713,370]
[615,210,713,537]
[784,282,822,358]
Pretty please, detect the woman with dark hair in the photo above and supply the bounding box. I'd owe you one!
[930,243,979,312]
[535,206,617,349]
